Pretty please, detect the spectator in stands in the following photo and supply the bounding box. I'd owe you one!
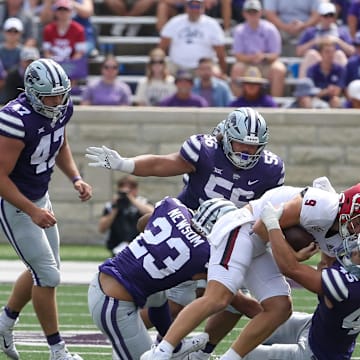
[0,18,23,72]
[43,0,87,62]
[306,38,346,108]
[345,31,360,86]
[343,79,360,108]
[40,0,98,58]
[347,0,360,39]
[2,46,40,104]
[229,66,277,107]
[263,0,321,57]
[159,0,227,77]
[296,2,354,78]
[231,0,286,97]
[158,69,208,106]
[105,0,158,37]
[285,77,329,108]
[0,59,6,105]
[0,0,38,46]
[81,55,132,106]
[192,57,233,107]
[133,47,176,106]
[333,0,351,26]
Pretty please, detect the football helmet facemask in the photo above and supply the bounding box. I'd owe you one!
[338,183,360,238]
[335,234,360,277]
[191,198,238,237]
[24,58,71,123]
[222,107,268,169]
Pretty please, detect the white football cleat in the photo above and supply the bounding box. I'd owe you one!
[49,342,83,360]
[0,316,19,360]
[140,345,171,360]
[171,333,209,359]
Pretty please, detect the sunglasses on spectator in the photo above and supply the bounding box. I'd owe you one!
[187,3,202,9]
[103,64,118,70]
[245,9,260,14]
[322,13,335,18]
[56,7,70,11]
[150,59,165,65]
[6,29,20,33]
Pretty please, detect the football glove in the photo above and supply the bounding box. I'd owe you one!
[85,146,135,173]
[260,201,284,231]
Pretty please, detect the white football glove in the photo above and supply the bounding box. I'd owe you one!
[260,201,284,231]
[85,146,135,173]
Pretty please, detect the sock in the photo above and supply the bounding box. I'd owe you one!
[222,348,242,360]
[202,342,216,354]
[4,306,19,320]
[148,302,172,337]
[47,332,63,346]
[157,340,174,355]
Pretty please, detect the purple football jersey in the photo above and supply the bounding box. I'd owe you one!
[0,93,73,200]
[178,134,285,209]
[99,197,209,307]
[308,261,360,359]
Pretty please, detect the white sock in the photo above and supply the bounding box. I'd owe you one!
[221,348,242,360]
[157,340,174,355]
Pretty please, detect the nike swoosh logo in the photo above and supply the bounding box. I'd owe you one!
[248,180,259,185]
[3,337,10,349]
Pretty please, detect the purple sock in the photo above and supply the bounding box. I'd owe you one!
[46,332,63,346]
[148,301,172,337]
[4,306,19,320]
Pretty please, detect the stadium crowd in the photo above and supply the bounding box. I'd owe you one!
[0,0,360,108]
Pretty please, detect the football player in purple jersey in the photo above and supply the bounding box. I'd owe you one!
[244,202,360,360]
[86,107,287,359]
[0,59,92,360]
[88,196,253,359]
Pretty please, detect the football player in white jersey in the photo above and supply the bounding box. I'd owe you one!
[243,201,360,360]
[140,182,360,360]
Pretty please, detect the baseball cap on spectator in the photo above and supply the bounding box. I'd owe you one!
[243,0,262,11]
[292,78,320,97]
[318,2,336,16]
[347,80,360,100]
[20,47,40,61]
[175,69,193,82]
[353,31,360,46]
[237,66,268,85]
[3,17,23,32]
[54,0,73,10]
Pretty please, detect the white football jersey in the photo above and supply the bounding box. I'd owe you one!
[250,186,341,256]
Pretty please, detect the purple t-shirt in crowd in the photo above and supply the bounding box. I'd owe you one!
[345,55,360,85]
[228,94,277,108]
[232,19,281,55]
[81,79,132,105]
[297,24,353,50]
[158,93,208,107]
[306,62,346,101]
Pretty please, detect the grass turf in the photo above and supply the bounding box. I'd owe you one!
[0,243,359,359]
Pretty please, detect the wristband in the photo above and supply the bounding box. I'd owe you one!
[72,175,82,184]
[122,158,135,173]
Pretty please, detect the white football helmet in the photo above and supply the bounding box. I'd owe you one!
[191,198,238,236]
[222,107,268,169]
[24,58,71,122]
[335,234,360,277]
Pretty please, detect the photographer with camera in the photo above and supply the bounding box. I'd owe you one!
[98,175,154,256]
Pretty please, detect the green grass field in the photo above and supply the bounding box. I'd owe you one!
[0,244,359,359]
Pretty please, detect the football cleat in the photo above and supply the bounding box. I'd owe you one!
[49,341,83,360]
[171,333,209,359]
[0,315,19,360]
[140,345,171,360]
